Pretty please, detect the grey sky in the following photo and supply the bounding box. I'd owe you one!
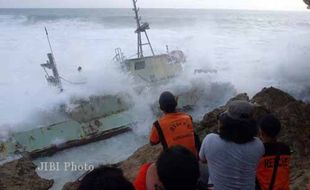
[0,0,306,10]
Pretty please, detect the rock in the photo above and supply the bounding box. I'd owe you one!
[226,93,250,105]
[197,93,251,137]
[62,181,80,190]
[119,144,162,181]
[0,157,53,190]
[252,87,296,112]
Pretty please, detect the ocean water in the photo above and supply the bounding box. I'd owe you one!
[1,8,310,189]
[1,9,310,129]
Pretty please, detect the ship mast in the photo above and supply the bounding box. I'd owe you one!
[132,0,155,58]
[41,27,63,92]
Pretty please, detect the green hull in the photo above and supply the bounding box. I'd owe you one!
[0,94,134,161]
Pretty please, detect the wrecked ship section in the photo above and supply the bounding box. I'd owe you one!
[0,94,135,161]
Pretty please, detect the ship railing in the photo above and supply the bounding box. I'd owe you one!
[113,48,125,63]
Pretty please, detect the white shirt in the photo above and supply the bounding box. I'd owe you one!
[199,133,264,190]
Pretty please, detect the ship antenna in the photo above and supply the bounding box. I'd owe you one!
[41,27,63,92]
[132,0,155,58]
[45,27,54,55]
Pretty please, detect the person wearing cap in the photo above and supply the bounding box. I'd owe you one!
[199,100,264,190]
[149,91,200,157]
[256,114,290,190]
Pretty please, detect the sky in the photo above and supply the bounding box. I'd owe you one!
[0,0,307,10]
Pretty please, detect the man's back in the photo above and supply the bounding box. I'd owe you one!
[149,112,197,155]
[200,133,264,190]
[256,142,290,190]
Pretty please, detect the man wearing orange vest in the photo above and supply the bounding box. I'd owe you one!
[149,91,200,156]
[256,114,291,190]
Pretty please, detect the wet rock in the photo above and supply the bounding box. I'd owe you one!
[0,157,53,190]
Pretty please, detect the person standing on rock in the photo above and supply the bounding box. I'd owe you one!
[256,114,291,190]
[149,91,201,157]
[199,100,264,190]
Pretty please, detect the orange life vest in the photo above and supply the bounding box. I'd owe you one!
[149,112,197,156]
[134,163,153,190]
[256,142,290,190]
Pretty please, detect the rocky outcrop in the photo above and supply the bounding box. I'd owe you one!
[252,87,296,112]
[62,181,80,190]
[119,144,162,181]
[196,92,268,138]
[63,87,309,190]
[0,157,53,190]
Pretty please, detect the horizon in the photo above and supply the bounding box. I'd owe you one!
[0,7,308,12]
[0,0,307,11]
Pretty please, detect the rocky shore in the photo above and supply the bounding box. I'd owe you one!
[0,87,309,190]
[0,157,53,190]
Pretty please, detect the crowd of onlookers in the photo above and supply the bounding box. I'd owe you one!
[77,91,292,190]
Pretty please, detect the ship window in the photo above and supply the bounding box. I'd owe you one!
[135,61,145,70]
